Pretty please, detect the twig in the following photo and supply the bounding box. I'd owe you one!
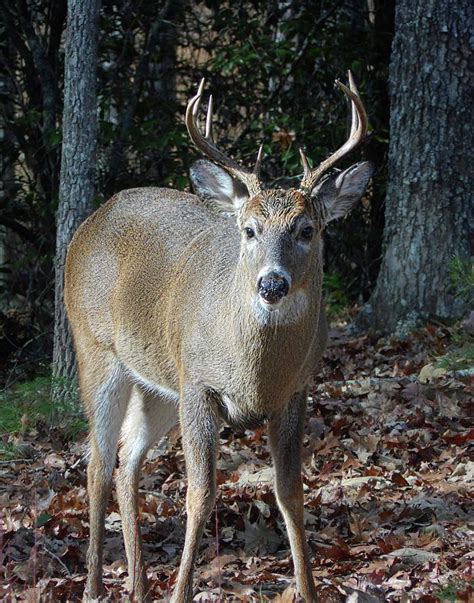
[215,503,222,600]
[42,544,71,577]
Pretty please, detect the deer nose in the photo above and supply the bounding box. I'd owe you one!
[257,271,290,304]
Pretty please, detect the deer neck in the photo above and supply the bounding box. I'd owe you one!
[216,259,322,410]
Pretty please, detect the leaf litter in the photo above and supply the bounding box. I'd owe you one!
[0,324,472,601]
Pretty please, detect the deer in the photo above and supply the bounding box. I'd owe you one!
[65,72,373,602]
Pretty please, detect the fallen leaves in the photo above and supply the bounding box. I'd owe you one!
[1,323,472,600]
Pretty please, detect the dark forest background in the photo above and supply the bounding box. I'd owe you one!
[0,0,472,388]
[1,1,394,384]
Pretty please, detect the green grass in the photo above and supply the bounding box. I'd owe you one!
[433,256,474,373]
[0,376,87,459]
[436,341,474,371]
[449,255,474,304]
[436,580,473,602]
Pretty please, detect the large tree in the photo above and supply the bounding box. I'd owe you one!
[360,0,473,334]
[52,0,100,399]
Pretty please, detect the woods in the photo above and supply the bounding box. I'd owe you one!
[1,1,394,385]
[0,1,472,601]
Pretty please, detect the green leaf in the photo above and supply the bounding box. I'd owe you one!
[35,513,52,527]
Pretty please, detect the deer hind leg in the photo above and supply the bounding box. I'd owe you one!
[79,352,132,601]
[117,385,178,602]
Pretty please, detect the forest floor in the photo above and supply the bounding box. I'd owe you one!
[0,322,472,602]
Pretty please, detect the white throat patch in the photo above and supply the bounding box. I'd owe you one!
[252,290,308,326]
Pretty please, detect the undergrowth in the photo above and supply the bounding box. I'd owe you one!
[436,339,474,371]
[434,256,474,372]
[0,376,87,459]
[448,255,473,305]
[436,580,474,602]
[323,271,350,318]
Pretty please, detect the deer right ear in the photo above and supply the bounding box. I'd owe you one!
[311,161,374,224]
[190,160,249,213]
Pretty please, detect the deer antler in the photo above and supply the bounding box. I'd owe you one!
[298,71,368,195]
[186,79,263,197]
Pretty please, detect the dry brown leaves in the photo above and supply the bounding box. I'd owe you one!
[1,324,472,601]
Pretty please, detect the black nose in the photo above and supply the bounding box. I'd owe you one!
[257,271,290,304]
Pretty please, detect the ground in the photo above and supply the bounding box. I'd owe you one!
[0,323,472,601]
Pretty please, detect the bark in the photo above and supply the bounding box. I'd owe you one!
[52,0,100,400]
[360,0,473,334]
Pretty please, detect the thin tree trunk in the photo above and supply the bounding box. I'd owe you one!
[104,0,183,191]
[52,0,100,401]
[0,40,15,309]
[359,0,473,335]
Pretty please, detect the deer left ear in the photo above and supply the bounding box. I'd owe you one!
[311,161,374,224]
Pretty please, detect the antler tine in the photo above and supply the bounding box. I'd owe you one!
[254,144,264,177]
[205,94,214,141]
[191,78,205,118]
[348,70,359,138]
[299,71,368,195]
[299,147,310,177]
[186,80,262,197]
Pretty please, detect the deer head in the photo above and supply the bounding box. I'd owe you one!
[187,74,373,315]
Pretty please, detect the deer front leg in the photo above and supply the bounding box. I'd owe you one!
[171,387,219,603]
[269,392,317,603]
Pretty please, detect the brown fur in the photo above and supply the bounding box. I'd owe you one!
[243,188,309,222]
[66,159,371,601]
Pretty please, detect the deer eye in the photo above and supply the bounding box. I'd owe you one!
[301,226,314,240]
[244,227,255,239]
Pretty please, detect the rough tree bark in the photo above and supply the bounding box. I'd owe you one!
[359,0,473,334]
[52,0,100,400]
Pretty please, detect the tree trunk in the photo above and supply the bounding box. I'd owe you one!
[52,0,100,401]
[359,0,473,335]
[104,0,184,192]
[0,40,15,309]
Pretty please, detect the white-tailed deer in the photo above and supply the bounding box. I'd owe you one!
[65,72,372,602]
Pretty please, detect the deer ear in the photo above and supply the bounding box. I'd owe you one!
[311,161,374,224]
[190,160,249,212]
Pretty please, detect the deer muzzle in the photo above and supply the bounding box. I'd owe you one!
[257,270,290,305]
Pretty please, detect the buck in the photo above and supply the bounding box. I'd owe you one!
[65,72,372,602]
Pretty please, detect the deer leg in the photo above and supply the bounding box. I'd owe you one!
[171,388,219,603]
[81,355,131,601]
[268,392,317,603]
[117,387,178,602]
